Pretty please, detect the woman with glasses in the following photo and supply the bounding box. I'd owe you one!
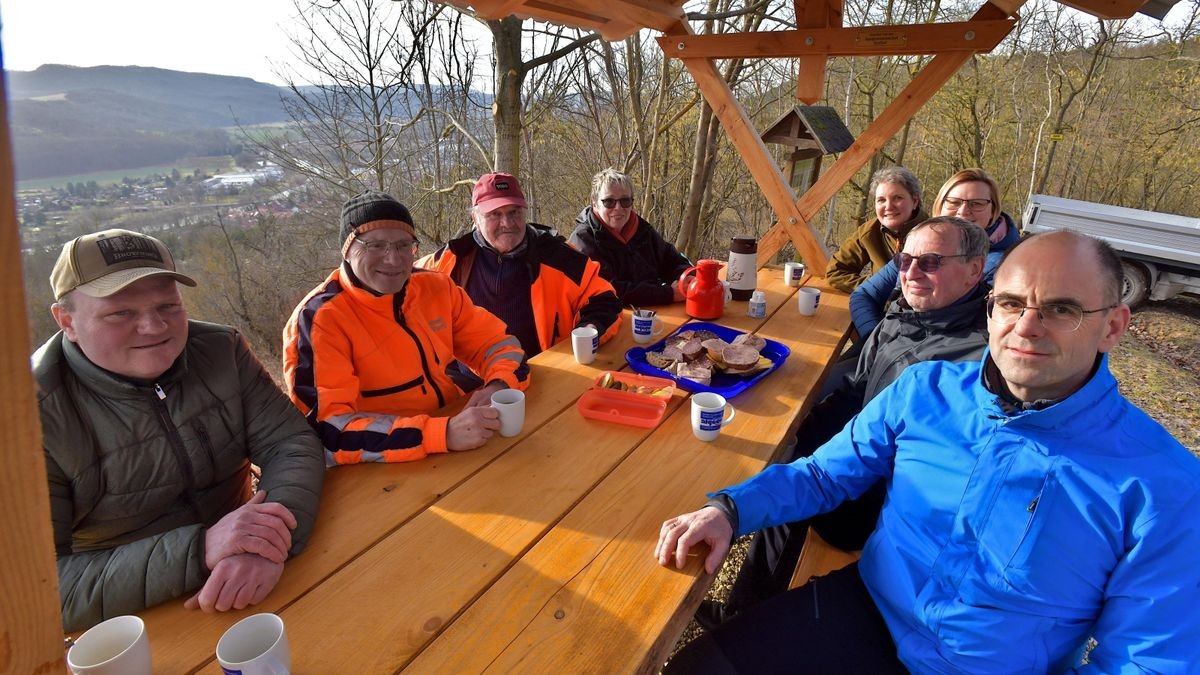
[568,168,693,306]
[848,168,1021,338]
[825,166,928,293]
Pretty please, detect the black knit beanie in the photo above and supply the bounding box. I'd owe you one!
[339,190,415,245]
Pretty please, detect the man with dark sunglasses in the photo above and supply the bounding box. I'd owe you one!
[659,230,1198,672]
[700,216,990,627]
[568,168,693,307]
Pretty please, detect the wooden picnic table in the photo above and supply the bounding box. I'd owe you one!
[125,266,851,674]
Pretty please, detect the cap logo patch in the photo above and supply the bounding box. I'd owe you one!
[96,235,163,265]
[495,181,510,190]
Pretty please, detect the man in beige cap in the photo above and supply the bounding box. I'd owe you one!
[35,228,325,631]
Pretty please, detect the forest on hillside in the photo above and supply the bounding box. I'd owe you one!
[21,0,1200,367]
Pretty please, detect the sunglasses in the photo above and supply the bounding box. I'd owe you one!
[599,197,633,209]
[894,251,971,273]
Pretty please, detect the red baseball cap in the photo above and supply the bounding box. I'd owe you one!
[472,172,527,213]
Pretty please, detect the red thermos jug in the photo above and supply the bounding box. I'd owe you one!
[679,259,725,320]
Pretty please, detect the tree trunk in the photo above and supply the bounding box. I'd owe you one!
[491,17,524,174]
[677,102,715,257]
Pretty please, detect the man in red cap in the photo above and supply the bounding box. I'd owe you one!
[418,172,622,357]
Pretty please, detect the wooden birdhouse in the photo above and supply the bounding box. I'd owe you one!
[761,105,854,194]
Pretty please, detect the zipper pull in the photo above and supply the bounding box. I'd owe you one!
[153,383,167,400]
[1027,496,1039,513]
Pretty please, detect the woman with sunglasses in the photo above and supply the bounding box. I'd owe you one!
[825,166,928,293]
[568,168,693,306]
[848,168,1021,338]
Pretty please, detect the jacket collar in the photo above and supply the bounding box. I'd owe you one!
[878,207,930,244]
[60,329,187,396]
[976,349,1117,431]
[884,282,988,333]
[336,262,410,313]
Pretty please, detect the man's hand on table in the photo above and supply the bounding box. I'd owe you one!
[447,405,501,451]
[464,380,507,409]
[185,553,284,612]
[655,506,733,574]
[203,490,296,569]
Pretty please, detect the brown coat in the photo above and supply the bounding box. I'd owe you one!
[825,208,928,293]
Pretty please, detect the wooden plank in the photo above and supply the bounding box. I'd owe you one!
[797,0,842,103]
[265,368,688,673]
[0,73,67,675]
[664,20,830,271]
[126,357,591,673]
[407,279,851,673]
[757,0,1026,263]
[659,19,1015,58]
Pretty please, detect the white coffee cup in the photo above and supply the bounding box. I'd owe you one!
[490,388,526,437]
[720,280,733,305]
[571,326,599,365]
[216,613,290,675]
[783,262,805,287]
[631,310,664,344]
[691,392,736,442]
[798,287,821,316]
[67,615,151,675]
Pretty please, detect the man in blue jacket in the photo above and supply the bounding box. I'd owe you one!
[657,230,1200,673]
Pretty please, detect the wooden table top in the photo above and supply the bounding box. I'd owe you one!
[130,267,850,674]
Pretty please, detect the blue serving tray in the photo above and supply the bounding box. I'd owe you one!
[625,322,790,399]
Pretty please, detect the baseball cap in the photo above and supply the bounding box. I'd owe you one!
[472,172,527,213]
[50,229,197,300]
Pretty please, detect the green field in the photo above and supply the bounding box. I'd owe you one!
[17,156,236,192]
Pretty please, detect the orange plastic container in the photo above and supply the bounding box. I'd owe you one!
[577,371,675,428]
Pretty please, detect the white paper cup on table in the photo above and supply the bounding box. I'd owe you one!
[691,392,736,442]
[67,615,151,675]
[216,613,290,675]
[490,388,526,437]
[631,309,664,344]
[571,326,599,364]
[783,262,805,287]
[798,287,821,316]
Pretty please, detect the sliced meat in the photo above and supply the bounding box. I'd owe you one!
[732,333,766,352]
[646,350,678,369]
[692,355,715,370]
[722,344,760,367]
[676,363,712,386]
[662,345,685,361]
[680,338,705,360]
[691,329,719,342]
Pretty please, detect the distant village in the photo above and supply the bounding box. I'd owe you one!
[16,161,304,253]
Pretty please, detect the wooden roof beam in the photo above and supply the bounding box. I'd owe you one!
[658,19,1016,59]
[796,0,843,104]
[453,0,684,39]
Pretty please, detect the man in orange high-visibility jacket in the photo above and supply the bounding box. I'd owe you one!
[418,172,621,358]
[284,190,529,465]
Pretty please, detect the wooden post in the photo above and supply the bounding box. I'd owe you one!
[0,74,68,673]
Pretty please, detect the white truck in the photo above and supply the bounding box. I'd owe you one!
[1023,194,1200,308]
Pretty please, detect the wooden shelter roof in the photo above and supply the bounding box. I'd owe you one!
[453,0,1167,40]
[445,0,1178,269]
